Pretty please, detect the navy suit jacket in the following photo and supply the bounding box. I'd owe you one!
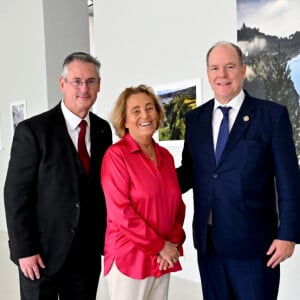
[178,91,300,258]
[4,103,112,275]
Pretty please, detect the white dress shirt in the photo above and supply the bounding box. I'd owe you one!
[208,90,245,224]
[212,90,245,151]
[60,100,91,155]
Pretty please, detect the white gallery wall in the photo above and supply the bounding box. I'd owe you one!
[0,0,90,230]
[92,0,300,298]
[0,0,47,231]
[92,0,237,118]
[92,0,237,284]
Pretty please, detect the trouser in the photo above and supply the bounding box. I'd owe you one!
[106,262,170,300]
[197,228,280,300]
[19,250,102,300]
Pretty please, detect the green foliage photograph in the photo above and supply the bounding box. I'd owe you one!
[157,85,197,141]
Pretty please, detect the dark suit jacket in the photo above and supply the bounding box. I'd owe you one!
[178,90,300,258]
[4,103,112,275]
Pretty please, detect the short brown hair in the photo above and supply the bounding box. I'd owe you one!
[111,84,165,138]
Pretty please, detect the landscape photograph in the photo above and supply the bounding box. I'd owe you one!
[237,0,300,163]
[154,80,198,142]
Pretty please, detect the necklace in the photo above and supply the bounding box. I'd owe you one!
[141,145,157,164]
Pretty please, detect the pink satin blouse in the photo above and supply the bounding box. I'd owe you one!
[101,133,185,279]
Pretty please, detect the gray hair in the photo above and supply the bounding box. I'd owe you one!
[206,41,244,67]
[61,52,101,78]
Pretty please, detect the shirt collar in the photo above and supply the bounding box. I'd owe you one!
[213,89,245,112]
[61,100,90,129]
[124,133,161,155]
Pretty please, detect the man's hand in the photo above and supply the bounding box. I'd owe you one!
[266,239,295,268]
[19,254,45,280]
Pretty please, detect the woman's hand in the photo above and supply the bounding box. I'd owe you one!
[158,241,180,269]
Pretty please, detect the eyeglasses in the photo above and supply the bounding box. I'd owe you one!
[65,78,98,88]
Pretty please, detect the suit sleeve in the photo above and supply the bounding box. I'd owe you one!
[177,115,194,193]
[272,107,300,243]
[4,121,41,262]
[169,200,186,255]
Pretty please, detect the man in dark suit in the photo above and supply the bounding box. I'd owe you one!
[177,41,300,299]
[4,52,112,300]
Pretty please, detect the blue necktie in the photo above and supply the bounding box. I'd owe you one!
[215,106,231,163]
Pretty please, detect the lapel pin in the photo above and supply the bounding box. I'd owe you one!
[243,115,250,122]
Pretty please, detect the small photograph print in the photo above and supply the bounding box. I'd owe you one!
[10,101,26,133]
[153,79,201,145]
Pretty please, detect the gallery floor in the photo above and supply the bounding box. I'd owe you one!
[2,229,300,299]
[0,231,202,299]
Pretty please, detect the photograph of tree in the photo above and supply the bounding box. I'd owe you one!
[154,80,198,142]
[237,0,300,164]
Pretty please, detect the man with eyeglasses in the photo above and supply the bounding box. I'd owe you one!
[4,52,112,299]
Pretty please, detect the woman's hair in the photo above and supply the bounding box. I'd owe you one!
[111,84,165,138]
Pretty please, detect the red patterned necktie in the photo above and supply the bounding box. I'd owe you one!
[78,120,90,174]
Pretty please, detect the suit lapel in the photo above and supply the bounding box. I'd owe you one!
[89,113,108,175]
[217,94,256,165]
[55,104,78,153]
[53,104,80,177]
[195,101,216,167]
[204,103,216,165]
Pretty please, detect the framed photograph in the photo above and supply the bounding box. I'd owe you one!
[237,0,300,164]
[0,113,2,151]
[153,79,201,146]
[10,101,27,133]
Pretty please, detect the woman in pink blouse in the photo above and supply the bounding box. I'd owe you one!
[101,84,186,300]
